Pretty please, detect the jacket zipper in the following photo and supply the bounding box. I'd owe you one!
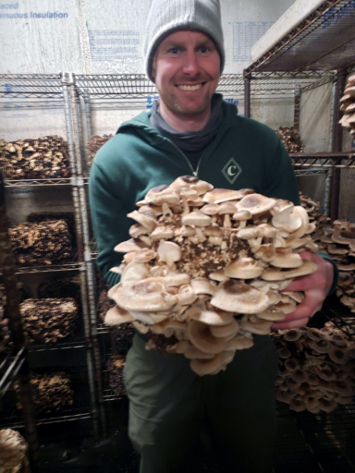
[163,138,199,177]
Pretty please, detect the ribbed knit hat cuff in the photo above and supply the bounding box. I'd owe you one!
[144,0,225,82]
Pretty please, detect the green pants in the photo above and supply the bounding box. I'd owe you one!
[124,333,279,473]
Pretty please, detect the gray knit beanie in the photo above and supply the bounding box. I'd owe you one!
[144,0,225,82]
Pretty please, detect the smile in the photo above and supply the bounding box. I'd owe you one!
[176,83,205,91]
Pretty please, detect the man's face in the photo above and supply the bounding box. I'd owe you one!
[151,30,221,120]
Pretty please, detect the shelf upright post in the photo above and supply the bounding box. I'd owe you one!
[66,74,107,437]
[243,70,251,118]
[294,90,301,130]
[61,72,100,438]
[0,171,39,462]
[78,92,92,175]
[330,71,346,221]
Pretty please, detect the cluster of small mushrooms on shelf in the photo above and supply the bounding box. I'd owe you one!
[275,126,303,154]
[273,321,355,413]
[316,219,355,313]
[105,176,319,376]
[339,73,355,136]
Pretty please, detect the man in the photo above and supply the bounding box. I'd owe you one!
[89,1,335,471]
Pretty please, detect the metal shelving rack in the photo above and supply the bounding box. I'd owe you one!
[71,73,245,408]
[0,74,101,444]
[243,2,355,470]
[244,0,355,220]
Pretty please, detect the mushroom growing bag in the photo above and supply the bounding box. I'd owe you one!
[106,176,318,376]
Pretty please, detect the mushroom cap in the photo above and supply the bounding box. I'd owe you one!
[158,241,182,265]
[239,315,272,335]
[114,238,147,253]
[145,185,180,205]
[183,343,216,360]
[236,193,276,215]
[108,280,176,313]
[254,243,276,262]
[257,306,286,321]
[132,248,157,264]
[208,270,230,282]
[217,202,237,215]
[257,223,277,239]
[186,305,234,326]
[203,188,247,204]
[182,211,212,227]
[120,262,150,286]
[209,318,240,338]
[190,352,228,376]
[236,226,259,240]
[104,305,134,326]
[127,210,157,232]
[210,280,270,314]
[187,320,227,354]
[271,248,303,268]
[226,334,254,350]
[200,203,220,215]
[224,257,263,279]
[190,278,217,296]
[150,225,174,240]
[232,210,252,221]
[163,271,191,287]
[281,260,318,279]
[261,267,286,281]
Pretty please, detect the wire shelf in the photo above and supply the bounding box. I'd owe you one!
[73,73,244,99]
[26,338,87,353]
[11,262,83,275]
[245,0,355,75]
[291,152,355,167]
[247,74,335,96]
[4,178,73,187]
[0,348,25,398]
[0,366,94,428]
[0,74,63,99]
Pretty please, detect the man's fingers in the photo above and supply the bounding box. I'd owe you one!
[271,317,310,330]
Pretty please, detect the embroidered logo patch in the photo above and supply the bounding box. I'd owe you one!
[222,158,242,184]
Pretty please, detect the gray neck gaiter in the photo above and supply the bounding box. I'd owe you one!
[149,93,223,153]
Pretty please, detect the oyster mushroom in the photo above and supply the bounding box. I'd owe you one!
[210,280,270,314]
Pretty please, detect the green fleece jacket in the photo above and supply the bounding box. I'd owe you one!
[89,101,300,287]
[89,101,336,290]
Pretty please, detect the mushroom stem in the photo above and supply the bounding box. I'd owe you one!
[223,214,231,228]
[181,197,190,216]
[162,202,173,216]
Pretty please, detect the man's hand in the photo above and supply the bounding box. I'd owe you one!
[271,251,334,330]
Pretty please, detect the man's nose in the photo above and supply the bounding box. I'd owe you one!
[182,51,200,75]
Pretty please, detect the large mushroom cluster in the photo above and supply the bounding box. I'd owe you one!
[275,126,303,154]
[339,73,355,137]
[87,134,113,168]
[0,135,71,180]
[16,372,74,414]
[315,219,355,312]
[299,193,330,234]
[19,298,78,344]
[105,176,318,376]
[9,220,73,266]
[273,322,355,413]
[299,194,355,313]
[0,429,29,473]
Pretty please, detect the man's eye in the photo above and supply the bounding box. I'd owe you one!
[169,48,179,54]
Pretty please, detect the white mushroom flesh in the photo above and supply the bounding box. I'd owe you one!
[106,178,319,376]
